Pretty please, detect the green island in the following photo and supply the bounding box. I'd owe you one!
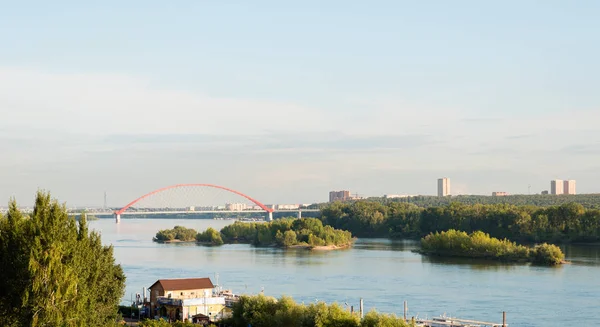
[416,229,565,266]
[153,218,354,250]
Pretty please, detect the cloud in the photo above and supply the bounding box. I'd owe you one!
[0,67,330,136]
[1,66,599,205]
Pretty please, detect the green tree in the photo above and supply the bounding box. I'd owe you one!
[0,191,125,327]
[196,227,224,245]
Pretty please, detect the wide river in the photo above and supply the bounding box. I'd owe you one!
[90,218,600,326]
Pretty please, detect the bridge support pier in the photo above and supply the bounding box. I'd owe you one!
[267,211,273,221]
[297,210,302,219]
[115,214,120,223]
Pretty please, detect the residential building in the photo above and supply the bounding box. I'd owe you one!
[226,203,247,211]
[148,277,227,322]
[276,204,300,210]
[551,180,564,195]
[564,180,576,195]
[541,190,549,195]
[437,178,451,197]
[329,190,351,202]
[492,192,509,196]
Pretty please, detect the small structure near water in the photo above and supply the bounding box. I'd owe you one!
[416,313,507,327]
[145,277,239,323]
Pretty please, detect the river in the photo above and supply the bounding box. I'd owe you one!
[90,218,600,326]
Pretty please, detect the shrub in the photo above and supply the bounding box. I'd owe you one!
[530,243,564,265]
[196,227,224,245]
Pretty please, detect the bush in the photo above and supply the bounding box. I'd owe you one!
[227,294,360,327]
[530,243,564,265]
[196,227,224,245]
[153,226,197,242]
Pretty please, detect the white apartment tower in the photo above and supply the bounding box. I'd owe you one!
[564,180,576,195]
[551,180,564,195]
[437,178,451,197]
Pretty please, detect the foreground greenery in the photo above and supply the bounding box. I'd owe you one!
[228,294,413,327]
[419,229,565,265]
[137,294,413,327]
[0,191,126,327]
[154,218,354,248]
[321,201,600,243]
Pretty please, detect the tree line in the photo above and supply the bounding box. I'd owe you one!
[320,201,600,243]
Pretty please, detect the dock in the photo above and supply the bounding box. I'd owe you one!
[414,312,507,327]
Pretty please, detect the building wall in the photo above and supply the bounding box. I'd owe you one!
[329,190,350,202]
[492,192,508,196]
[226,203,247,211]
[551,180,564,195]
[437,178,450,197]
[564,180,576,195]
[183,303,227,321]
[149,284,214,319]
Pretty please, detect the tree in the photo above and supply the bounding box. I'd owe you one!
[0,191,125,327]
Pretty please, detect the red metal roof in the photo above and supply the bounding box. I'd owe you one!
[149,277,214,291]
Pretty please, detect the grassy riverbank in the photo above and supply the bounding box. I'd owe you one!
[416,229,565,266]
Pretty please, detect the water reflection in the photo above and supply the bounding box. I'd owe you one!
[353,238,419,252]
[420,255,521,271]
[561,244,600,266]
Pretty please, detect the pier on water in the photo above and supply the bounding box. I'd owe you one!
[400,301,507,327]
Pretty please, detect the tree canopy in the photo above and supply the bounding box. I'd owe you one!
[321,201,600,243]
[0,191,125,327]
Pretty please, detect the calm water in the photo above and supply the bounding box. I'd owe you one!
[90,218,600,326]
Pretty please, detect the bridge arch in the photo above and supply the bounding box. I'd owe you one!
[115,184,274,215]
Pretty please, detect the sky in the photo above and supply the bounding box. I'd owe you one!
[1,1,599,207]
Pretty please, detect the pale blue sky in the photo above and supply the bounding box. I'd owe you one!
[1,1,599,206]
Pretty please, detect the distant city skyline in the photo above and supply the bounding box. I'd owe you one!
[1,1,599,206]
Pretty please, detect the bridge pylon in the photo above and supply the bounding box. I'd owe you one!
[267,211,273,221]
[115,213,121,223]
[297,210,302,219]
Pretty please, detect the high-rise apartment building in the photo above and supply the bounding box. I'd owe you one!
[329,190,351,203]
[563,180,576,195]
[437,178,451,197]
[551,180,564,195]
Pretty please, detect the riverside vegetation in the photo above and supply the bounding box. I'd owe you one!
[0,191,126,327]
[320,201,600,243]
[154,218,354,249]
[418,229,565,266]
[139,294,415,327]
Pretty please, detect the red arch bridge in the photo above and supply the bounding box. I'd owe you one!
[107,184,318,223]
